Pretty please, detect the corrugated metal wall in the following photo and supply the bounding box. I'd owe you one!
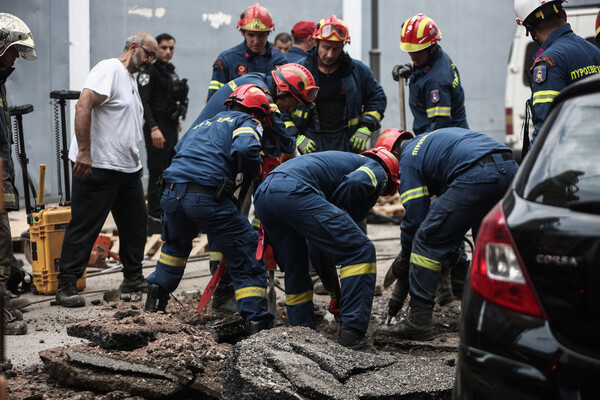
[1,0,522,202]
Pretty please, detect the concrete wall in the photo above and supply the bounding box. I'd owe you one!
[1,0,519,202]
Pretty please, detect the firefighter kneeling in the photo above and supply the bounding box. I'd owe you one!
[144,84,276,335]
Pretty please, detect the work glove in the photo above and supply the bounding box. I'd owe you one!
[296,134,318,154]
[392,63,413,81]
[349,126,372,153]
[391,254,410,281]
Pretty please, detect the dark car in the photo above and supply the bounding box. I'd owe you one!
[454,74,600,399]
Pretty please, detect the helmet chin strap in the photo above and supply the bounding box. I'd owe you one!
[524,25,541,45]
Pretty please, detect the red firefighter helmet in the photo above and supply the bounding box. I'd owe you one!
[400,13,441,52]
[272,63,319,104]
[595,9,600,43]
[237,3,274,32]
[313,15,351,44]
[224,84,276,115]
[361,147,400,196]
[375,129,415,157]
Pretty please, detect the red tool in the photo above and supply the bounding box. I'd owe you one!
[257,224,278,315]
[88,234,121,269]
[197,259,227,313]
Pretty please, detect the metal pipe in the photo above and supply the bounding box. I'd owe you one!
[369,0,380,82]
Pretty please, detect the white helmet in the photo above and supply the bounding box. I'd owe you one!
[514,0,566,27]
[0,13,36,60]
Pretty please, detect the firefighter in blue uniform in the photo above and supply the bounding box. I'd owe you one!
[144,84,276,335]
[394,14,468,136]
[194,63,318,157]
[514,0,600,151]
[390,14,470,306]
[377,128,519,341]
[189,63,319,315]
[296,15,386,154]
[254,148,400,352]
[207,3,287,102]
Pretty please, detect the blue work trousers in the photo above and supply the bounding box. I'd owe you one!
[254,174,376,333]
[146,184,271,322]
[410,155,519,303]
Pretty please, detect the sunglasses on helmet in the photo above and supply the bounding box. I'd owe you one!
[316,22,349,41]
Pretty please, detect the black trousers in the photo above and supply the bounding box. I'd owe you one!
[58,167,147,284]
[144,117,178,219]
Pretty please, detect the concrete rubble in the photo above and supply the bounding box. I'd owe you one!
[32,302,455,399]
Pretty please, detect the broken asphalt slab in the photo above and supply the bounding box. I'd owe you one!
[224,326,454,400]
[37,306,455,399]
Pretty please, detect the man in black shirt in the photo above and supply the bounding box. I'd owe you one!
[297,15,386,154]
[138,33,189,234]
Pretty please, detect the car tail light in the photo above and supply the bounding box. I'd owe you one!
[470,203,546,319]
[505,107,514,136]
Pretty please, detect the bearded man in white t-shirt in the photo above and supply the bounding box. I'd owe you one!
[55,32,158,308]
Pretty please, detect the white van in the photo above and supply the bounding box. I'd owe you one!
[504,3,600,161]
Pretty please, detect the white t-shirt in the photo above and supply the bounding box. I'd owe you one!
[69,58,144,173]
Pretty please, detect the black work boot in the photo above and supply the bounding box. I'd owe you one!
[55,282,86,308]
[389,296,435,341]
[337,323,377,354]
[144,283,169,312]
[120,272,148,293]
[244,318,274,335]
[210,286,237,315]
[436,265,454,306]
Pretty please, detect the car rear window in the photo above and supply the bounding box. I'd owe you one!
[523,93,600,209]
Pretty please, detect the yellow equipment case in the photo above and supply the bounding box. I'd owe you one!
[12,92,85,295]
[29,205,86,294]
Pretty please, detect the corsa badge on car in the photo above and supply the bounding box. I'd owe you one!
[533,65,547,84]
[431,89,440,103]
[138,73,150,86]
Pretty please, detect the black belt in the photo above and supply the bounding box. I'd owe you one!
[478,151,513,164]
[166,182,218,195]
[450,151,514,183]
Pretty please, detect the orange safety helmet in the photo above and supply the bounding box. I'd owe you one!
[313,15,351,44]
[400,13,441,53]
[224,84,276,115]
[375,128,415,157]
[272,63,319,104]
[237,3,274,32]
[361,147,400,196]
